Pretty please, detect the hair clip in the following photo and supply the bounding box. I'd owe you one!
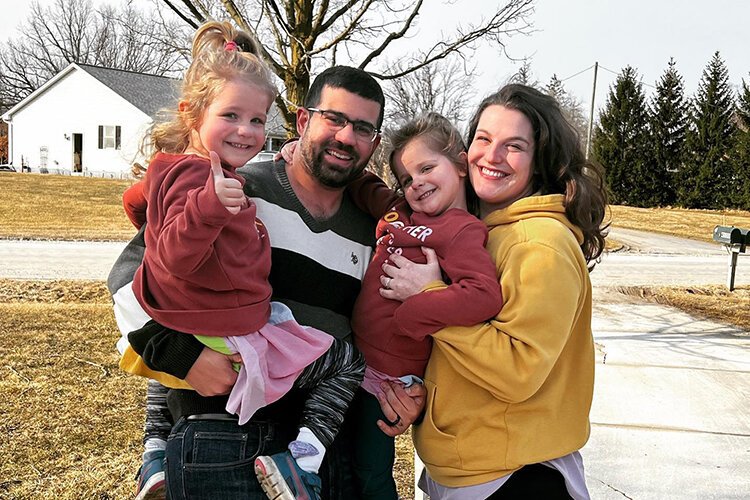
[224,40,239,52]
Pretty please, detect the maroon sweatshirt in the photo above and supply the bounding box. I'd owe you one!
[133,152,272,336]
[350,173,502,377]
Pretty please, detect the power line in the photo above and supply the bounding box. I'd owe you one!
[560,64,596,83]
[597,64,657,89]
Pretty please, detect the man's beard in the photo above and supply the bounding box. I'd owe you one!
[300,138,368,188]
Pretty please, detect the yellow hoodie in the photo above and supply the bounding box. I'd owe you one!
[413,194,594,487]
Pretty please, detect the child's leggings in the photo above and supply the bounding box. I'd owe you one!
[293,338,365,447]
[141,337,364,449]
[144,379,171,445]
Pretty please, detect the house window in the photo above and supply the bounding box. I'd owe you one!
[98,125,121,150]
[269,137,285,152]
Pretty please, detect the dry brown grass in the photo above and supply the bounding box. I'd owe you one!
[3,172,749,245]
[0,279,415,499]
[617,284,750,333]
[0,172,137,241]
[0,280,143,499]
[609,205,750,243]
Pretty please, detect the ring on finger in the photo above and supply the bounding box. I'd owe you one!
[386,277,392,289]
[386,414,401,427]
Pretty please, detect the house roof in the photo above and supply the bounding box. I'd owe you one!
[2,63,288,138]
[80,64,288,137]
[77,64,180,119]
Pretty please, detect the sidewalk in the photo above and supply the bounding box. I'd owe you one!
[584,292,750,499]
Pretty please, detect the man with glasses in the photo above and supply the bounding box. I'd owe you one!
[119,66,425,499]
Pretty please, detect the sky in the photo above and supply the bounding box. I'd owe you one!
[3,0,749,118]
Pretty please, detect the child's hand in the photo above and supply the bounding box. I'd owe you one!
[273,139,297,163]
[210,151,247,215]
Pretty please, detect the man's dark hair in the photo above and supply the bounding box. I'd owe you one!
[305,66,385,128]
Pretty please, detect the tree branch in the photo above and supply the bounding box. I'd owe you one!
[162,0,200,28]
[220,0,251,32]
[366,0,534,80]
[309,0,378,57]
[357,0,422,69]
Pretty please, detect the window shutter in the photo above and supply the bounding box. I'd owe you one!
[115,126,121,150]
[98,126,103,149]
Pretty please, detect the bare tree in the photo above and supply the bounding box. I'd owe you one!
[363,56,478,184]
[0,0,186,107]
[546,74,588,143]
[384,56,477,126]
[153,0,535,134]
[508,58,540,88]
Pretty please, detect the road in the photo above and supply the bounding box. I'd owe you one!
[2,228,748,288]
[2,229,749,499]
[592,228,749,288]
[0,239,127,280]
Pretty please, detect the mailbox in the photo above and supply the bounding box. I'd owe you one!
[712,225,749,291]
[712,226,748,246]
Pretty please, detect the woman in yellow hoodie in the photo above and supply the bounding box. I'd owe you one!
[380,84,608,499]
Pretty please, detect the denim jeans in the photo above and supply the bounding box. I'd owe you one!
[165,416,288,500]
[165,415,360,499]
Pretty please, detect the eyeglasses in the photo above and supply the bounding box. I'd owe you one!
[307,108,380,143]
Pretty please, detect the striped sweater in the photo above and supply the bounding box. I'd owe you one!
[122,159,375,420]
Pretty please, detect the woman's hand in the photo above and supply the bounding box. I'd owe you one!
[380,247,441,301]
[273,139,298,163]
[376,381,427,437]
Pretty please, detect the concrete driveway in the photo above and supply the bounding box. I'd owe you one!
[585,229,750,499]
[1,228,749,499]
[585,293,749,499]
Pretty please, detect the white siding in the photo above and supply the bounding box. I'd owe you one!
[8,68,151,176]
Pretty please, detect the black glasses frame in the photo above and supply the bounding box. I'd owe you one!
[307,108,380,143]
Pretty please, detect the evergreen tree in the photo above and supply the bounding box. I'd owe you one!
[648,58,689,206]
[736,78,750,128]
[679,51,736,208]
[731,77,750,209]
[591,66,651,206]
[509,59,541,89]
[546,74,589,147]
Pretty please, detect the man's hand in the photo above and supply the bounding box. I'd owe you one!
[376,381,427,437]
[184,347,242,397]
[210,151,247,215]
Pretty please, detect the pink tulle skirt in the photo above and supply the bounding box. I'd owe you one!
[223,302,333,424]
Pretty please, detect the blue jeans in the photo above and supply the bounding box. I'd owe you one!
[165,416,286,499]
[165,415,360,499]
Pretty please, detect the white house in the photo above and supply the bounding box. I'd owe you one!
[1,63,287,177]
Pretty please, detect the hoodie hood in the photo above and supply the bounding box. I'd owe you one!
[483,194,584,245]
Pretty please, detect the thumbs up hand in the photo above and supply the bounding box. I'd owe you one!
[210,151,247,215]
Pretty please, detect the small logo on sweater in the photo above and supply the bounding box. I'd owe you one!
[351,252,359,265]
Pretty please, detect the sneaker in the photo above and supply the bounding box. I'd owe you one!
[135,450,166,500]
[254,451,322,500]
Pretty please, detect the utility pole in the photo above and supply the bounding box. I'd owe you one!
[585,61,599,159]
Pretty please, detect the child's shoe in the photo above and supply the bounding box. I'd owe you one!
[135,449,166,500]
[254,451,322,500]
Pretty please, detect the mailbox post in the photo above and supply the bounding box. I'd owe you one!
[712,226,749,291]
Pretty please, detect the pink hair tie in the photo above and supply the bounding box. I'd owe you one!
[224,40,239,52]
